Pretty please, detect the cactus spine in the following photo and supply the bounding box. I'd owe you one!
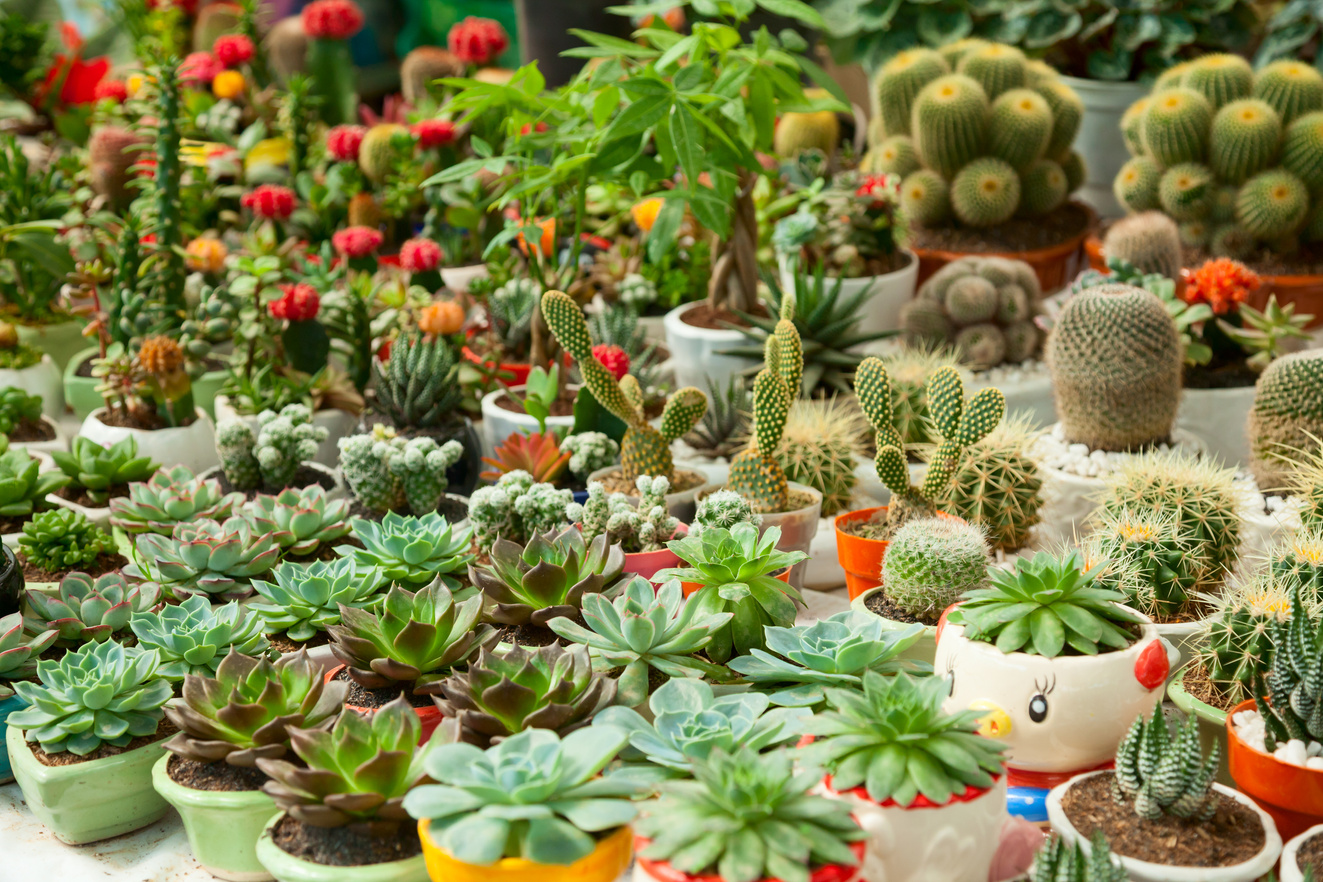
[1254,60,1323,125]
[881,517,990,622]
[874,49,949,138]
[1210,99,1282,185]
[1101,212,1183,279]
[935,415,1043,552]
[912,74,989,179]
[1184,54,1254,110]
[1143,88,1214,167]
[1196,571,1293,705]
[1248,349,1323,491]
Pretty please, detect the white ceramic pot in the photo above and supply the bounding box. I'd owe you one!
[1154,619,1205,679]
[1046,770,1281,882]
[638,313,667,345]
[851,586,939,664]
[213,395,356,469]
[662,302,758,396]
[79,408,218,475]
[936,617,1177,774]
[778,251,920,340]
[805,514,845,591]
[1281,823,1323,882]
[1061,75,1150,220]
[1177,384,1256,470]
[10,416,67,457]
[822,774,1006,882]
[479,385,578,459]
[968,362,1055,430]
[757,482,823,590]
[0,355,64,419]
[438,263,489,294]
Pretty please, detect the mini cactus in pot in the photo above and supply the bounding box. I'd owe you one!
[934,414,1044,553]
[216,403,328,494]
[878,517,990,626]
[768,397,867,518]
[1193,569,1297,708]
[566,477,681,554]
[1248,349,1323,492]
[1081,507,1210,621]
[338,424,465,517]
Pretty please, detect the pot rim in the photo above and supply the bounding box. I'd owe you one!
[1281,823,1323,882]
[634,836,867,882]
[822,769,1003,811]
[150,751,278,810]
[256,811,427,878]
[1167,664,1231,726]
[938,615,1168,667]
[913,212,1091,264]
[786,247,920,282]
[85,406,213,433]
[6,717,169,783]
[848,585,940,634]
[418,819,632,877]
[662,301,751,341]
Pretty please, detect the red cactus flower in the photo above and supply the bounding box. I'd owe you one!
[412,118,457,149]
[93,79,128,103]
[400,238,443,273]
[1182,257,1261,316]
[302,0,365,40]
[326,125,367,162]
[855,173,901,208]
[448,16,508,66]
[241,184,297,221]
[179,51,222,86]
[269,283,321,322]
[592,344,630,381]
[36,23,110,109]
[333,226,384,258]
[213,34,255,68]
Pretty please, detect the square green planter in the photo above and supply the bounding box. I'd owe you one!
[152,753,279,882]
[6,721,170,844]
[0,693,27,784]
[255,813,429,882]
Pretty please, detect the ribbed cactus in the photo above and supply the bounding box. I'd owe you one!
[1045,284,1181,452]
[935,415,1043,552]
[938,37,989,70]
[359,123,409,184]
[902,257,1041,371]
[1143,88,1213,167]
[1281,112,1323,191]
[146,59,187,318]
[1158,163,1215,220]
[1112,709,1218,821]
[1121,97,1151,157]
[1085,507,1209,619]
[951,157,1020,227]
[1248,349,1323,491]
[1196,571,1291,705]
[912,74,989,179]
[1253,60,1323,125]
[1210,99,1282,185]
[899,169,951,225]
[881,517,989,622]
[542,290,706,486]
[956,42,1026,101]
[1018,159,1069,217]
[281,74,314,178]
[1270,527,1323,602]
[1256,587,1323,751]
[1036,79,1085,162]
[1114,156,1164,213]
[875,48,949,138]
[1237,169,1310,239]
[987,89,1052,170]
[773,398,864,519]
[865,135,921,177]
[1184,54,1254,110]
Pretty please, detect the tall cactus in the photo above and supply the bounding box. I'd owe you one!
[145,58,187,320]
[541,291,706,485]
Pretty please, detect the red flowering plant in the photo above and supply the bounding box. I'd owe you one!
[1179,257,1313,374]
[332,225,383,274]
[241,184,297,243]
[447,17,509,69]
[399,237,446,291]
[268,283,330,374]
[29,22,111,142]
[772,170,909,278]
[303,0,363,126]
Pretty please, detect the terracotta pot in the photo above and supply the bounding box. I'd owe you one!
[1166,665,1232,785]
[1227,698,1323,841]
[323,664,442,744]
[680,566,791,599]
[633,838,867,882]
[834,506,959,600]
[420,821,632,882]
[914,210,1092,295]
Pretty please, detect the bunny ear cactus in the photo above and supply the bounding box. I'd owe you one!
[728,335,795,514]
[541,290,706,484]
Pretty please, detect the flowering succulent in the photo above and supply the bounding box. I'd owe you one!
[400,238,443,273]
[250,558,384,641]
[302,0,365,40]
[468,471,572,547]
[447,16,508,65]
[23,572,159,647]
[164,650,348,767]
[258,695,428,830]
[109,465,244,535]
[411,119,456,149]
[1182,257,1260,317]
[326,124,367,161]
[127,517,282,601]
[240,184,296,221]
[561,432,619,481]
[17,508,115,573]
[0,612,57,699]
[9,641,172,755]
[332,225,383,258]
[549,578,733,706]
[268,283,320,321]
[0,446,69,517]
[428,643,615,746]
[51,436,159,505]
[340,511,475,590]
[213,34,254,67]
[404,728,643,866]
[131,595,271,680]
[472,527,625,628]
[328,579,493,690]
[245,486,351,556]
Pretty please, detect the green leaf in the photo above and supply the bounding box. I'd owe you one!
[1029,607,1065,658]
[755,0,824,28]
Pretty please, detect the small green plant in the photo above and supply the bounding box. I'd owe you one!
[216,404,328,493]
[1112,707,1219,820]
[935,415,1045,552]
[50,436,159,506]
[1270,527,1323,600]
[372,332,463,430]
[901,257,1043,370]
[1249,350,1323,492]
[249,558,385,642]
[109,465,244,535]
[23,572,158,647]
[684,376,750,461]
[726,303,802,514]
[127,517,282,601]
[0,612,56,699]
[690,489,761,537]
[130,595,271,681]
[244,485,352,557]
[874,344,965,448]
[881,517,990,624]
[519,364,559,434]
[771,397,867,518]
[0,446,68,518]
[1101,213,1184,279]
[1030,833,1128,882]
[565,477,680,553]
[339,511,474,591]
[560,431,619,482]
[1195,569,1295,706]
[17,508,115,573]
[471,527,625,629]
[1256,588,1323,750]
[467,470,572,547]
[338,426,466,517]
[0,387,43,436]
[1083,508,1210,619]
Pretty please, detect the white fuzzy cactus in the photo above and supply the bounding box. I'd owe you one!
[690,489,761,537]
[568,476,678,553]
[471,471,571,547]
[561,432,620,480]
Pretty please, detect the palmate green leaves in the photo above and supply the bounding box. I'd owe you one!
[951,550,1146,658]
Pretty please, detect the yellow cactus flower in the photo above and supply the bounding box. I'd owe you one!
[631,197,664,233]
[212,70,245,100]
[185,238,228,274]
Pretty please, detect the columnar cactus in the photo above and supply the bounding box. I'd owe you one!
[1248,349,1323,491]
[541,290,706,485]
[217,404,328,492]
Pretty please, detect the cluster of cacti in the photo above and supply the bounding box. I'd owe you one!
[338,425,463,516]
[1046,284,1182,451]
[900,256,1042,370]
[1083,507,1210,620]
[1031,833,1127,882]
[1247,349,1323,492]
[560,431,619,481]
[690,489,761,536]
[1290,448,1323,531]
[880,517,990,622]
[1271,527,1323,603]
[373,332,463,429]
[217,404,328,492]
[770,397,865,518]
[1115,55,1323,255]
[935,415,1044,552]
[1101,212,1185,279]
[468,470,572,548]
[566,477,680,553]
[1113,709,1219,820]
[867,44,1085,228]
[542,290,706,486]
[1196,569,1294,705]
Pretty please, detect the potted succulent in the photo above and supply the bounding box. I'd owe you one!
[0,443,71,549]
[0,612,57,785]
[249,558,383,663]
[109,464,245,545]
[802,672,1009,882]
[338,427,469,523]
[153,650,348,882]
[21,571,157,649]
[15,508,122,584]
[49,435,159,528]
[0,386,64,455]
[6,641,174,844]
[1047,708,1281,880]
[245,485,353,564]
[125,517,282,601]
[463,275,540,390]
[467,471,573,548]
[404,727,641,882]
[566,479,684,581]
[1029,832,1129,881]
[131,597,273,681]
[209,403,340,499]
[340,511,474,590]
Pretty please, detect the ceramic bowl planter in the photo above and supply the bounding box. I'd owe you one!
[1227,699,1323,841]
[5,722,171,844]
[0,353,63,419]
[1281,824,1323,882]
[440,264,489,295]
[420,821,632,882]
[1167,666,1232,785]
[192,365,233,419]
[255,813,429,882]
[79,407,219,475]
[1059,76,1149,219]
[778,251,920,339]
[151,753,278,882]
[0,692,25,784]
[323,665,442,744]
[850,585,939,664]
[662,302,759,396]
[479,385,577,459]
[1177,385,1256,469]
[16,316,88,372]
[214,395,357,469]
[633,838,866,882]
[63,347,105,419]
[1046,769,1280,881]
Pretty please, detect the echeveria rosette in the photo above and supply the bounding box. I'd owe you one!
[130,595,272,681]
[246,485,351,556]
[109,465,244,534]
[126,516,283,601]
[727,611,928,708]
[257,695,429,831]
[50,435,158,505]
[0,612,57,699]
[8,641,172,756]
[548,577,733,707]
[472,527,625,628]
[24,572,160,647]
[327,578,494,691]
[800,671,1007,809]
[594,678,808,774]
[656,523,806,664]
[249,557,385,642]
[164,650,349,767]
[427,643,615,747]
[339,511,474,591]
[403,727,644,867]
[0,446,69,516]
[950,549,1147,657]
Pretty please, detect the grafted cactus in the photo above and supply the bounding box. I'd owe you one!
[541,290,706,484]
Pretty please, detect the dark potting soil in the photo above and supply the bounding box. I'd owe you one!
[29,718,178,767]
[1060,772,1264,868]
[1183,363,1260,390]
[55,483,130,508]
[271,813,423,867]
[267,629,332,654]
[332,667,432,709]
[1296,830,1323,873]
[345,496,469,525]
[214,464,337,501]
[598,468,707,496]
[491,621,565,649]
[96,408,170,432]
[166,753,267,792]
[493,386,577,418]
[1149,598,1215,626]
[863,586,940,627]
[680,303,754,331]
[20,551,127,583]
[913,203,1091,255]
[1181,662,1239,713]
[0,512,37,536]
[8,418,53,443]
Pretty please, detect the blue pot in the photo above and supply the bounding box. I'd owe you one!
[0,693,28,784]
[572,490,589,504]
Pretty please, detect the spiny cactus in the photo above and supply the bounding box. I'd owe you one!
[1270,526,1323,602]
[880,516,989,623]
[1101,212,1183,279]
[902,256,1041,370]
[542,290,705,486]
[912,73,990,180]
[1283,113,1323,192]
[899,168,952,225]
[1159,162,1215,220]
[1256,587,1323,750]
[1115,156,1164,213]
[1288,445,1323,531]
[1045,284,1182,452]
[988,89,1053,170]
[935,414,1043,553]
[372,332,463,430]
[1112,709,1219,821]
[400,46,464,106]
[1184,54,1254,110]
[957,42,1026,101]
[1143,88,1214,167]
[1248,349,1323,491]
[873,48,949,139]
[1254,60,1323,125]
[1196,570,1294,705]
[771,397,865,518]
[874,344,964,447]
[690,489,761,536]
[1083,507,1210,619]
[143,59,187,319]
[1210,99,1283,185]
[359,123,410,184]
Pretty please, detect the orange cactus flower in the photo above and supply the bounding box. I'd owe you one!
[419,300,466,337]
[212,69,245,100]
[631,198,664,233]
[1182,257,1261,316]
[517,217,556,260]
[185,237,228,273]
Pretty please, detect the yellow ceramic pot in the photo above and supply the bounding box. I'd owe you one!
[418,821,632,882]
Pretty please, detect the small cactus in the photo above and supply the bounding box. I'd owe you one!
[902,256,1041,370]
[1195,570,1293,705]
[874,48,949,138]
[1248,349,1323,491]
[1101,212,1183,278]
[771,397,866,518]
[400,46,465,105]
[691,489,761,537]
[1209,99,1282,185]
[1083,507,1209,619]
[935,414,1044,553]
[1253,60,1323,125]
[565,476,679,554]
[338,425,463,516]
[1143,88,1214,167]
[1184,54,1254,110]
[1112,708,1219,821]
[880,517,990,622]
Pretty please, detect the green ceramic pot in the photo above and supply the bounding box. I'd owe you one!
[152,753,278,882]
[6,721,170,844]
[1168,664,1232,786]
[255,813,430,882]
[850,585,938,664]
[16,317,88,372]
[62,347,104,420]
[0,693,27,784]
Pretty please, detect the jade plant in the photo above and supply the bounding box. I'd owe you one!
[727,611,927,709]
[565,478,680,554]
[164,650,348,767]
[109,465,244,535]
[1256,588,1323,751]
[130,595,271,681]
[249,558,385,642]
[338,511,474,591]
[338,426,465,516]
[244,485,351,557]
[127,517,282,601]
[690,489,761,537]
[23,572,159,647]
[470,527,625,630]
[0,612,56,699]
[1112,707,1218,820]
[657,524,806,664]
[1031,833,1127,882]
[8,640,173,756]
[17,508,116,573]
[879,517,991,625]
[726,304,802,515]
[1083,507,1210,620]
[801,671,1008,806]
[468,470,573,547]
[0,446,68,518]
[50,436,159,506]
[548,578,733,707]
[216,404,328,493]
[950,550,1147,657]
[403,728,644,866]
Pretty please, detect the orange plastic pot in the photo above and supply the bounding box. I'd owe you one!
[915,221,1091,294]
[635,838,867,882]
[680,566,792,599]
[461,345,533,387]
[1227,698,1323,841]
[419,820,632,882]
[835,507,891,600]
[323,664,443,744]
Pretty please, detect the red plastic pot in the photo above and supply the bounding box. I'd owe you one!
[1227,698,1323,841]
[462,345,533,387]
[324,664,442,744]
[627,545,684,584]
[634,838,867,882]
